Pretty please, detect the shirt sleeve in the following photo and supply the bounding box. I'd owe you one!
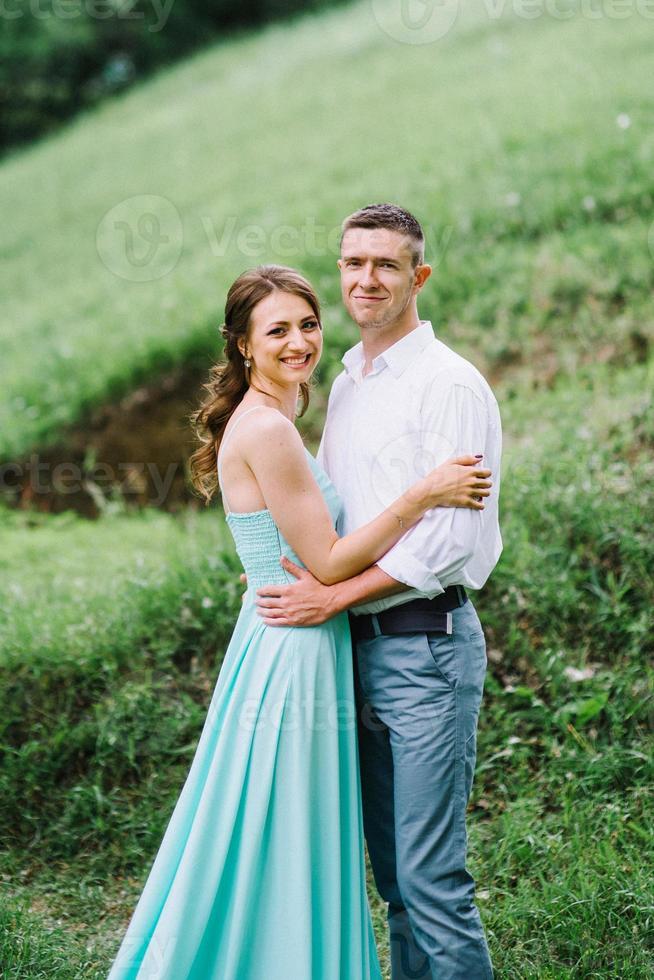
[376,381,489,596]
[316,428,326,470]
[317,371,342,473]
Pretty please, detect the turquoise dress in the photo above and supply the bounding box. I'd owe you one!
[107,408,382,980]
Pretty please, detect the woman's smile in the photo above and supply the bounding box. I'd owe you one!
[280,353,312,367]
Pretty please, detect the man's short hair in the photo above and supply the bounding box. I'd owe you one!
[340,203,425,266]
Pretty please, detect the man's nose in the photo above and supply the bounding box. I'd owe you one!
[359,263,378,288]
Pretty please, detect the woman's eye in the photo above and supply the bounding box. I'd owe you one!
[303,321,319,330]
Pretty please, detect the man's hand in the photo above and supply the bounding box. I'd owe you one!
[255,557,340,626]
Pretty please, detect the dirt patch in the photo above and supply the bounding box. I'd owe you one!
[6,326,645,520]
[1,364,210,518]
[1,361,326,519]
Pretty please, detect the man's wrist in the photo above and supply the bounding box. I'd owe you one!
[325,581,348,618]
[324,568,408,616]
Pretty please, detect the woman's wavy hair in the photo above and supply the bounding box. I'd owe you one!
[188,265,321,504]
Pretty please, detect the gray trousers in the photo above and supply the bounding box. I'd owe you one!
[353,598,494,980]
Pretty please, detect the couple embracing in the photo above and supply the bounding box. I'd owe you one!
[108,204,501,980]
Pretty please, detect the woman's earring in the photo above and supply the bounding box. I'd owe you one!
[244,358,251,368]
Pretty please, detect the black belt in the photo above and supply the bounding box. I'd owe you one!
[348,585,468,642]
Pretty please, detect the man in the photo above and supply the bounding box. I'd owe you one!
[255,203,501,979]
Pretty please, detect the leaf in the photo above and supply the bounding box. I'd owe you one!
[557,691,609,728]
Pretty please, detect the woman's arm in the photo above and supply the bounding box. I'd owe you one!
[239,410,491,587]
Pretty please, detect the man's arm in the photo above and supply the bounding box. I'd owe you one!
[255,377,498,626]
[255,558,409,627]
[374,380,496,597]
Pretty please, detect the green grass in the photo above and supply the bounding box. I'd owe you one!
[2,1,654,458]
[1,364,652,977]
[2,1,654,976]
[0,505,243,871]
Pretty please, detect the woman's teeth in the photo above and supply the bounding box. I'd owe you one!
[281,355,310,365]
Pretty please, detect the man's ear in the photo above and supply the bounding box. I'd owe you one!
[414,264,432,291]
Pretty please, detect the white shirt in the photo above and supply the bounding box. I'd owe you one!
[317,320,503,615]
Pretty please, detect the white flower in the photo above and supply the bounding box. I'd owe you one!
[616,113,631,130]
[582,196,596,212]
[564,665,596,682]
[504,191,521,207]
[201,596,214,609]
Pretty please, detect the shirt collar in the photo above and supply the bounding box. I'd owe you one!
[341,320,436,380]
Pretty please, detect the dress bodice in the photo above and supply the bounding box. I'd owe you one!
[220,442,343,592]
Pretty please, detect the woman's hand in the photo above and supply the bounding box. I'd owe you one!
[407,455,493,511]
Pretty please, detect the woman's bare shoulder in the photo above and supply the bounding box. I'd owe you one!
[226,406,303,455]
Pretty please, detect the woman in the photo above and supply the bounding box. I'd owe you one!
[107,266,492,980]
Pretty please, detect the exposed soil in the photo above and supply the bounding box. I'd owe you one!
[4,324,647,520]
[1,365,211,518]
[1,361,326,520]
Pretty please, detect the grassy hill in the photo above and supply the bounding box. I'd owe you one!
[2,1,654,459]
[1,1,653,977]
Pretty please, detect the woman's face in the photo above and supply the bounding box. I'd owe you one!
[241,289,322,387]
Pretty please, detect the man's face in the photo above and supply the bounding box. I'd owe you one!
[338,227,429,330]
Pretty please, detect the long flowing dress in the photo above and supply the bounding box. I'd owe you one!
[107,409,382,980]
